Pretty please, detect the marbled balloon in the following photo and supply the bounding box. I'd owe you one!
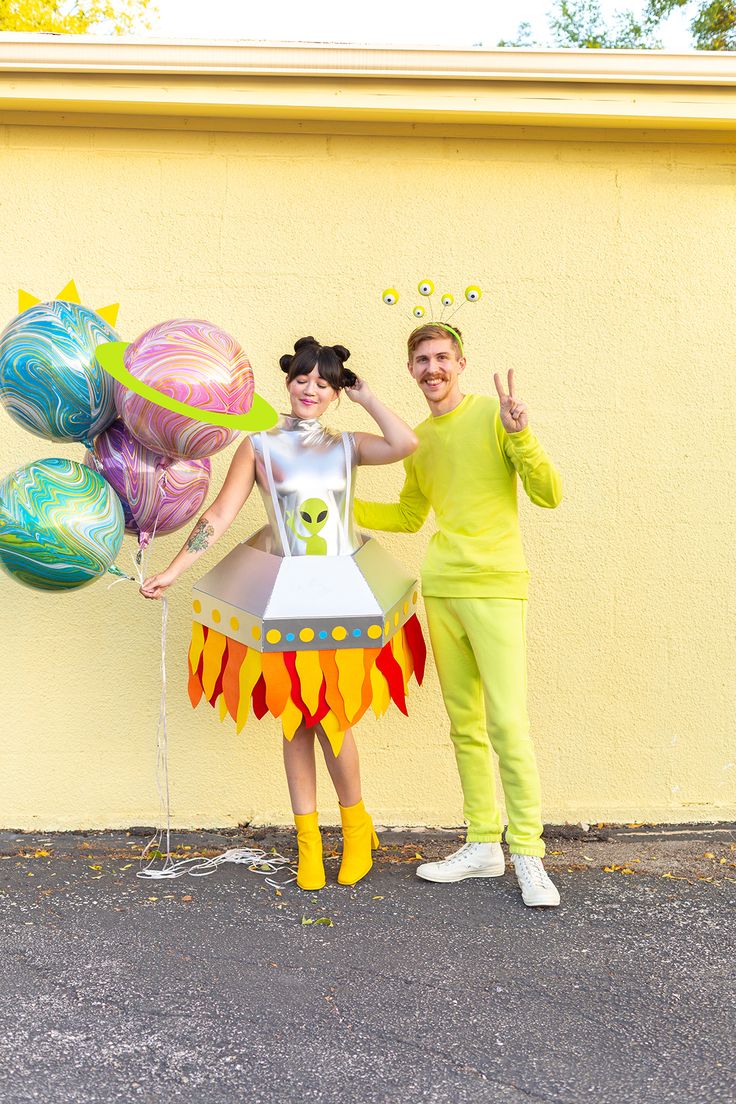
[115,319,254,460]
[85,420,211,549]
[0,458,124,591]
[0,301,119,444]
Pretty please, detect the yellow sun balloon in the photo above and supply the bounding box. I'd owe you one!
[18,279,120,326]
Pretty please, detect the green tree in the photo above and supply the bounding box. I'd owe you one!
[0,0,154,34]
[499,0,736,50]
[690,0,736,47]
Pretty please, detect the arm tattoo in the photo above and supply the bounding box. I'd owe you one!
[187,516,215,554]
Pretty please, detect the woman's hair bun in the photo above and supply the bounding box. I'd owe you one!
[294,336,320,353]
[280,336,319,373]
[331,344,350,363]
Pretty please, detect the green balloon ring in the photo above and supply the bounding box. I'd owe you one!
[96,342,278,431]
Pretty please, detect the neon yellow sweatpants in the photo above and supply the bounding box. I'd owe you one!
[424,596,545,857]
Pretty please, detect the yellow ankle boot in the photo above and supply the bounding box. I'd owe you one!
[338,799,379,886]
[294,811,326,891]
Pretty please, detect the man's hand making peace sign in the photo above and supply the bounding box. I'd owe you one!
[494,369,528,434]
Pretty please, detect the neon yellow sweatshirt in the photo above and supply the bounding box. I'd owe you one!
[354,393,562,599]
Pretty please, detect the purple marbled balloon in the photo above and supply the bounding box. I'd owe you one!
[115,318,255,461]
[85,420,211,549]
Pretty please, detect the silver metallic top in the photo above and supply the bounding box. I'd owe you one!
[249,415,361,558]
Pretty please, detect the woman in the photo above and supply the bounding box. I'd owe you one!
[140,337,423,891]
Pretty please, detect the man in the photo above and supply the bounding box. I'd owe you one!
[353,323,563,907]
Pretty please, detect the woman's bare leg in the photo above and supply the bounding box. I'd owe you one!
[282,726,318,814]
[315,726,362,807]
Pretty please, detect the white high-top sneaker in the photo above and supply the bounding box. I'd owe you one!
[511,854,560,907]
[416,842,505,883]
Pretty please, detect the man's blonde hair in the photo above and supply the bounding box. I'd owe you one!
[407,323,464,360]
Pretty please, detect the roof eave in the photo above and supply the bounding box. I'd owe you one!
[1,36,735,132]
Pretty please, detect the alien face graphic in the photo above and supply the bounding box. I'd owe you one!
[298,498,329,535]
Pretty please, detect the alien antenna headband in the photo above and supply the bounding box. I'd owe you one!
[381,279,483,354]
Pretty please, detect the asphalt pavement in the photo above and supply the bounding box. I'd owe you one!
[1,824,734,1104]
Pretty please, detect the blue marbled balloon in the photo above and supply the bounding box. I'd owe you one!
[0,300,119,444]
[0,458,125,591]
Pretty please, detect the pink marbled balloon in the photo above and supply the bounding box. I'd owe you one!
[116,319,254,460]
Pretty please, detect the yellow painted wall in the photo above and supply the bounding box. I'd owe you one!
[1,120,734,830]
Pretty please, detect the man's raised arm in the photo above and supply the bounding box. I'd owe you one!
[503,426,563,510]
[494,369,563,510]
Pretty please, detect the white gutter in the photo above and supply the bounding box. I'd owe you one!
[0,34,735,85]
[0,35,735,133]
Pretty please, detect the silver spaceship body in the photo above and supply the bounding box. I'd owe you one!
[192,416,420,652]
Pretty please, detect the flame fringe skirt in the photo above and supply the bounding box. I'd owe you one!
[187,613,427,756]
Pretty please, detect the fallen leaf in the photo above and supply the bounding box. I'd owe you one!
[182,895,193,902]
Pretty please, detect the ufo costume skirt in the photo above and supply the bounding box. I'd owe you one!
[187,415,426,755]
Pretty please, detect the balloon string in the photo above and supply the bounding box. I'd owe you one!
[127,496,172,874]
[135,588,295,885]
[107,573,134,591]
[127,499,294,885]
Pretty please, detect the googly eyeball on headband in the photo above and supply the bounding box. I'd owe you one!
[441,293,454,307]
[382,288,399,306]
[413,306,426,319]
[418,280,434,296]
[465,285,482,302]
